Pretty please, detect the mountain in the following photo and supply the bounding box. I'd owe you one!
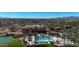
[0,16,79,20]
[54,16,79,20]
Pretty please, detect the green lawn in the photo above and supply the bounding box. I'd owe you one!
[38,44,57,47]
[6,40,26,47]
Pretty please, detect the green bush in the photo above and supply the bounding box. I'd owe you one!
[27,44,57,47]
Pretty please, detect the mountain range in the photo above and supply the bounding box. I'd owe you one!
[0,16,79,20]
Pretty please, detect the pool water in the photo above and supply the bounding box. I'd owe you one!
[35,36,52,42]
[0,36,15,43]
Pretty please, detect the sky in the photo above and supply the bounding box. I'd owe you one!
[0,12,79,18]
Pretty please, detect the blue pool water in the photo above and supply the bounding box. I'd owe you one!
[35,36,53,42]
[0,36,15,43]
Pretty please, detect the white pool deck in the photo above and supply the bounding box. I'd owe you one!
[24,35,73,46]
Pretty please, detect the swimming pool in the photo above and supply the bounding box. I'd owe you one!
[35,36,53,42]
[0,36,15,43]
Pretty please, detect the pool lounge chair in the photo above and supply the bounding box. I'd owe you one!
[44,41,48,44]
[38,42,42,44]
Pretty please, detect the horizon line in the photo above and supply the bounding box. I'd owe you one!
[0,16,78,19]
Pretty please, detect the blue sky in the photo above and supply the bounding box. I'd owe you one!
[0,12,79,18]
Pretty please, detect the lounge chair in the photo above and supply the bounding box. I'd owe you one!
[38,42,41,44]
